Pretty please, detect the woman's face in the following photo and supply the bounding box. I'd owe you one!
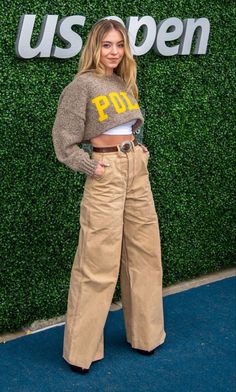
[99,29,125,75]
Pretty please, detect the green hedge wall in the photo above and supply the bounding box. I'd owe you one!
[0,0,235,332]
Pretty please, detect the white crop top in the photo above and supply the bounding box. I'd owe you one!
[103,119,137,135]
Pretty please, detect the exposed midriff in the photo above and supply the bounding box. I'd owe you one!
[90,133,135,147]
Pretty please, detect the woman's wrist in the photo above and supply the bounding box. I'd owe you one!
[79,157,100,177]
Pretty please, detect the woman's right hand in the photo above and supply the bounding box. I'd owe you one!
[93,161,110,177]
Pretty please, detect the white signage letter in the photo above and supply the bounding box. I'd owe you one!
[15,14,58,58]
[126,16,157,56]
[51,16,86,59]
[179,18,210,55]
[154,17,183,56]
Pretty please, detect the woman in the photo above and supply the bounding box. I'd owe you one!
[52,18,166,374]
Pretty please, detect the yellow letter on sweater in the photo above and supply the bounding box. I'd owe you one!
[91,95,110,122]
[109,92,126,113]
[120,92,139,110]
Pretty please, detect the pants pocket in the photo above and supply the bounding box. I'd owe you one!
[91,153,110,181]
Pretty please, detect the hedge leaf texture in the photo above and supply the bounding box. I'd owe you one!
[0,0,235,332]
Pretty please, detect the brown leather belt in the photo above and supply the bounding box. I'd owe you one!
[92,138,139,153]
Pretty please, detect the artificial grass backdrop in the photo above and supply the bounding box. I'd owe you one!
[1,0,235,332]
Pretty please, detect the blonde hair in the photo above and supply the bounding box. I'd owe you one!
[76,19,139,100]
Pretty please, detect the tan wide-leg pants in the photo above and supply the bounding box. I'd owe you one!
[63,140,166,369]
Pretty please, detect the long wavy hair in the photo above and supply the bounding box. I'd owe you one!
[75,19,139,100]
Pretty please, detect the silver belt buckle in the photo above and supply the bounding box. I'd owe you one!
[120,141,132,153]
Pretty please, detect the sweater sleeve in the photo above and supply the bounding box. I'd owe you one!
[52,78,99,176]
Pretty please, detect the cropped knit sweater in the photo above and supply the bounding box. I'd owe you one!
[52,70,144,176]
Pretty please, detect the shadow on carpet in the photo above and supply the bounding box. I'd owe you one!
[1,276,235,392]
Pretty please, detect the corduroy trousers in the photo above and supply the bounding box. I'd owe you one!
[63,139,166,369]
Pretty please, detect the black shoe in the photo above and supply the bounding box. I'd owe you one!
[136,349,155,355]
[69,364,90,374]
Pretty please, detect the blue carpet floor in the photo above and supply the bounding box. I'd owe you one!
[1,276,235,392]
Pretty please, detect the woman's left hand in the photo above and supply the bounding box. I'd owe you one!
[139,143,149,154]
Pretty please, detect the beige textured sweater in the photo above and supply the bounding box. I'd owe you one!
[52,70,144,176]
